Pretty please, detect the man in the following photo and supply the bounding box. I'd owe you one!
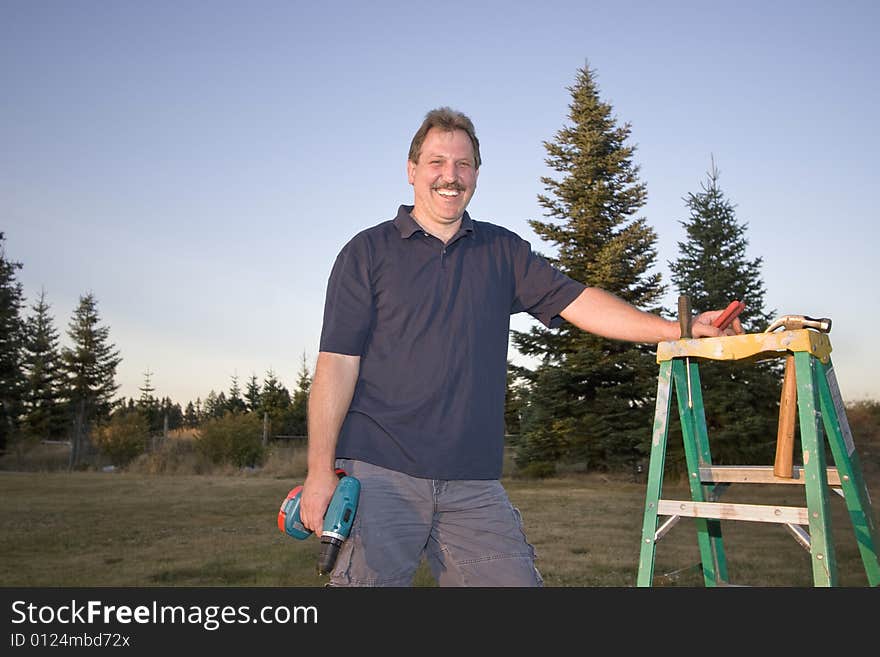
[301,107,741,587]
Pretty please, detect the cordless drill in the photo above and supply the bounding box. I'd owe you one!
[277,468,360,575]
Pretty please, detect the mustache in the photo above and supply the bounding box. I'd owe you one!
[431,182,465,192]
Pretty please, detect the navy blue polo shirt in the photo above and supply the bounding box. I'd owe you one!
[319,204,586,479]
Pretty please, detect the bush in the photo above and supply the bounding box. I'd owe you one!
[0,440,71,472]
[515,461,557,479]
[259,443,308,479]
[127,435,209,475]
[92,412,150,467]
[196,412,265,468]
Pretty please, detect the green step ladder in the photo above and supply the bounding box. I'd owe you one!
[636,319,879,587]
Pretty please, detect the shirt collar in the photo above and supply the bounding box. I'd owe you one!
[393,204,475,240]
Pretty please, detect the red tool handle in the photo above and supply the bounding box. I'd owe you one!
[713,300,745,330]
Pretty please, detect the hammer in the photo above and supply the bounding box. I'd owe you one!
[765,314,832,477]
[765,315,832,334]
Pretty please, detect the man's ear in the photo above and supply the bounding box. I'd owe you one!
[406,159,415,185]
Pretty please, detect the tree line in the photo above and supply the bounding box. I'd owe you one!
[0,262,123,464]
[124,360,310,438]
[3,61,785,474]
[0,236,311,467]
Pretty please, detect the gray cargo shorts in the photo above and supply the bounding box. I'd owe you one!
[328,459,543,587]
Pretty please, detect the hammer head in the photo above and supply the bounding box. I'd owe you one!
[765,315,832,333]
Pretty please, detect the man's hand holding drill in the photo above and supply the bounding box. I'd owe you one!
[301,469,341,534]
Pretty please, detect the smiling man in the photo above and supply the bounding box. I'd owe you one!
[300,107,740,587]
[406,123,478,242]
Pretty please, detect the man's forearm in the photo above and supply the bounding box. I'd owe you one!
[560,287,680,343]
[307,351,361,473]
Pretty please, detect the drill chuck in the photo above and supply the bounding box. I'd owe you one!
[318,536,345,576]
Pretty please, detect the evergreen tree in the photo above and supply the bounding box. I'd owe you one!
[62,293,122,465]
[227,374,247,414]
[511,64,666,471]
[260,369,291,415]
[137,369,161,433]
[215,391,227,416]
[203,390,226,419]
[259,369,291,438]
[183,400,198,428]
[513,363,576,477]
[244,374,261,413]
[0,232,26,452]
[287,352,312,436]
[668,159,781,466]
[504,362,526,438]
[21,288,68,441]
[160,397,183,430]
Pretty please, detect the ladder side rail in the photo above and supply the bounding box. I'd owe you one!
[686,358,729,582]
[672,359,727,586]
[815,359,880,585]
[793,351,838,586]
[637,360,674,587]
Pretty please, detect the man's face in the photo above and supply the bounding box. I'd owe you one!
[407,127,479,230]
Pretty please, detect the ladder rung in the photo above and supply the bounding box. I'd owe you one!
[657,499,809,525]
[699,465,841,486]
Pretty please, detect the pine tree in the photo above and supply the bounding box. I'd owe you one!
[513,363,576,477]
[62,293,122,466]
[244,374,261,413]
[287,352,312,436]
[160,397,183,430]
[21,288,68,441]
[227,374,247,414]
[183,400,198,428]
[203,390,226,419]
[668,159,781,466]
[259,369,291,439]
[511,63,666,472]
[0,232,26,452]
[504,362,526,438]
[260,369,291,415]
[137,369,161,432]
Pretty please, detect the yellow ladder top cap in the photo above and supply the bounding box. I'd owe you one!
[656,328,832,363]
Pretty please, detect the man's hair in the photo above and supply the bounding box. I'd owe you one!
[408,107,481,168]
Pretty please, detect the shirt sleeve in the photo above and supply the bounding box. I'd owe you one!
[511,237,586,328]
[318,237,374,355]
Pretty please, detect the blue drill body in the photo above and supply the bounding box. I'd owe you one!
[278,472,360,575]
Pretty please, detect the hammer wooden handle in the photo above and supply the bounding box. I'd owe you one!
[678,295,692,338]
[774,354,797,478]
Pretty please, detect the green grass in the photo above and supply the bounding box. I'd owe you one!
[1,468,876,587]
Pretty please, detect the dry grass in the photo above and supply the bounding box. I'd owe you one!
[0,470,320,587]
[1,405,877,587]
[509,473,878,587]
[0,465,876,587]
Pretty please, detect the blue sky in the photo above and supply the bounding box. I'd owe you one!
[3,1,878,406]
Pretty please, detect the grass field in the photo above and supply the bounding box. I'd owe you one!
[1,460,877,587]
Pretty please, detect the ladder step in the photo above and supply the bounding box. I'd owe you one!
[699,465,841,486]
[657,499,809,525]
